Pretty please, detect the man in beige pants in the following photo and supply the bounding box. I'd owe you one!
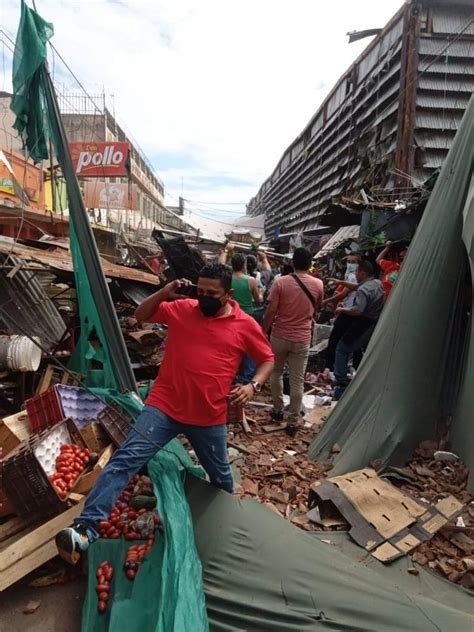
[263,248,324,435]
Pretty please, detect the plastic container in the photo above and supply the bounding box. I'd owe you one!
[97,405,134,447]
[0,335,41,372]
[2,419,86,517]
[25,384,107,433]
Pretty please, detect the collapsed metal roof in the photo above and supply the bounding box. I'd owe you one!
[247,0,474,237]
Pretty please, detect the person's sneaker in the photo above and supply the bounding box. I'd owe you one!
[285,424,298,437]
[269,409,284,422]
[55,524,91,565]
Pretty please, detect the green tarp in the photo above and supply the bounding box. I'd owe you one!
[190,477,474,631]
[82,473,473,631]
[309,97,474,480]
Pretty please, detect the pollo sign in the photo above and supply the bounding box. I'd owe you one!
[69,142,129,177]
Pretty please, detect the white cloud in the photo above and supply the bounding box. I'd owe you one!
[1,0,403,214]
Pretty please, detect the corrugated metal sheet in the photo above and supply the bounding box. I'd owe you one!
[417,76,474,92]
[431,8,474,36]
[0,254,67,349]
[416,94,472,109]
[414,130,455,149]
[418,39,473,57]
[315,225,360,258]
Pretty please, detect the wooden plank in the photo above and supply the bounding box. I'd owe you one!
[0,539,57,592]
[35,364,55,394]
[74,444,114,494]
[0,498,85,580]
[0,515,36,543]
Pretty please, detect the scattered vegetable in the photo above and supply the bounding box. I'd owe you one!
[96,561,114,613]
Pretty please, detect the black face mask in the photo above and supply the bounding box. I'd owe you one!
[198,295,224,317]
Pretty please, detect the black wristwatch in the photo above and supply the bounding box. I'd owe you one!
[250,380,262,393]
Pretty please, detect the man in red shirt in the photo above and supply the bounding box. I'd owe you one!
[262,248,324,435]
[56,264,274,563]
[376,242,405,298]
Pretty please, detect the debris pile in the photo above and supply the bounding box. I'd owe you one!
[397,442,474,588]
[230,396,331,529]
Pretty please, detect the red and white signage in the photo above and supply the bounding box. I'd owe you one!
[69,142,129,177]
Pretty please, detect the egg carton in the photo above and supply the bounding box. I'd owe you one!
[33,422,72,476]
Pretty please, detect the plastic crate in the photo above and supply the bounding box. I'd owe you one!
[2,419,88,518]
[26,386,64,433]
[25,385,107,433]
[97,405,134,447]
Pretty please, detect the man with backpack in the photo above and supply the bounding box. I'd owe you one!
[263,248,323,435]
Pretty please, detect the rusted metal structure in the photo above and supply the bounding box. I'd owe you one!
[247,0,473,237]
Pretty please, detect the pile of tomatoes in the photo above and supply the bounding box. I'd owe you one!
[124,538,155,581]
[98,475,160,540]
[48,443,91,499]
[96,561,114,613]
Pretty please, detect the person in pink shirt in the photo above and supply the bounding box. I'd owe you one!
[263,248,324,435]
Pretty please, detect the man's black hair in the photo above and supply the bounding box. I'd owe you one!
[199,264,233,291]
[292,247,312,271]
[246,254,258,275]
[231,253,246,272]
[282,262,294,276]
[359,260,375,277]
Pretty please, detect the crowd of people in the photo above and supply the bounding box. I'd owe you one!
[57,239,405,562]
[219,241,405,430]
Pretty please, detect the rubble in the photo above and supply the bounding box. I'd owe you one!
[229,391,331,530]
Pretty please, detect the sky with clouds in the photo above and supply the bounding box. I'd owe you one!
[1,0,403,220]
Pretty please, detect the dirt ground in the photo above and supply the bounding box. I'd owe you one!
[0,577,85,632]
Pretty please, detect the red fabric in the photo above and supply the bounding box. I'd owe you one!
[268,274,324,344]
[379,259,400,297]
[146,299,274,426]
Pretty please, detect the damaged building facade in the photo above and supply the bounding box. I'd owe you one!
[247,0,474,240]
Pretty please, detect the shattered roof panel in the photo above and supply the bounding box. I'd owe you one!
[315,225,360,258]
[0,238,160,285]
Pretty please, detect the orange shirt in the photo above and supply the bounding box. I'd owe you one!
[379,259,400,297]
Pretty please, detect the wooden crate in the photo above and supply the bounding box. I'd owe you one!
[0,495,85,592]
[74,444,114,494]
[0,411,31,458]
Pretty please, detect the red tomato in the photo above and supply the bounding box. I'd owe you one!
[98,600,107,613]
[126,569,136,580]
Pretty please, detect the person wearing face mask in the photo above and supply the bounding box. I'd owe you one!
[56,264,274,564]
[322,254,361,372]
[333,259,384,400]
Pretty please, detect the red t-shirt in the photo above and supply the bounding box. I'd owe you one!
[146,299,274,426]
[379,259,400,298]
[268,274,324,344]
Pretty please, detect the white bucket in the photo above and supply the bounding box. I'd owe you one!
[0,335,42,372]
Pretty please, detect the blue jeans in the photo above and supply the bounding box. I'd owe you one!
[240,355,256,384]
[334,319,376,400]
[75,405,233,538]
